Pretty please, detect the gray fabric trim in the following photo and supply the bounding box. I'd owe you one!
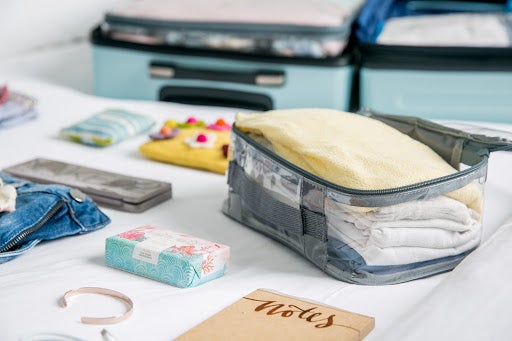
[228,162,303,235]
[229,162,329,240]
[324,254,467,285]
[227,162,329,267]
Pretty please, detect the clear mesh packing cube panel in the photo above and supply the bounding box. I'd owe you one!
[223,108,512,285]
[105,226,230,287]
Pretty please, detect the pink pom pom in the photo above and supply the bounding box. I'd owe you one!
[196,133,208,143]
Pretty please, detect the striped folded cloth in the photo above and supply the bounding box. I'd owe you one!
[0,88,38,129]
[61,108,155,146]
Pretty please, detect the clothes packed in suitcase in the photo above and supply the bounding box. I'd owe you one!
[223,108,512,285]
[355,0,512,122]
[91,0,365,111]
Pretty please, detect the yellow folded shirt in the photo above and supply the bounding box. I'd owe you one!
[236,109,482,213]
[139,127,230,174]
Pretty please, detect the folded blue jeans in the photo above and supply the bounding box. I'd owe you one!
[0,172,111,264]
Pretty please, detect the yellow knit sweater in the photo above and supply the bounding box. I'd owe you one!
[236,109,482,213]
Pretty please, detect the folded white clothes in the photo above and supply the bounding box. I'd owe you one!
[377,13,512,47]
[326,196,482,266]
[362,195,478,226]
[0,179,17,213]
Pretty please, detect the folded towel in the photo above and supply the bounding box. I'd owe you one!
[236,109,483,213]
[337,196,480,231]
[326,196,482,266]
[330,231,480,268]
[329,221,481,266]
[362,196,478,226]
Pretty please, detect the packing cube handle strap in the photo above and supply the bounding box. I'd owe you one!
[360,109,512,168]
[228,162,327,242]
[438,121,512,152]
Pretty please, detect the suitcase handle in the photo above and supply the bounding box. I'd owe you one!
[159,86,273,111]
[150,62,285,87]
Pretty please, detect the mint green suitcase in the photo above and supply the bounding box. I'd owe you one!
[91,27,354,111]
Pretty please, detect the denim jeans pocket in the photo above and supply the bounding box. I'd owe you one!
[0,172,111,263]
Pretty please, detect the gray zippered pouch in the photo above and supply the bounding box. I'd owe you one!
[3,158,172,213]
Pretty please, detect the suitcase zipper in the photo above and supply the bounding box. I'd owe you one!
[105,14,352,36]
[0,200,65,253]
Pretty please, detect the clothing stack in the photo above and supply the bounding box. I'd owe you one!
[0,86,37,129]
[326,196,481,279]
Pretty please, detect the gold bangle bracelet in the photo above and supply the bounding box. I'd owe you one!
[61,287,133,325]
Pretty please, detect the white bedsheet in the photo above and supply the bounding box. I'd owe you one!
[1,78,512,340]
[375,217,512,340]
[2,1,512,338]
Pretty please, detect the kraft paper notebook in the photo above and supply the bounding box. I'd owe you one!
[175,289,375,340]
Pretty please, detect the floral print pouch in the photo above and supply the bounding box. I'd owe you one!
[105,225,230,287]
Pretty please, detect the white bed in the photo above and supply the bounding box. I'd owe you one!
[2,7,512,341]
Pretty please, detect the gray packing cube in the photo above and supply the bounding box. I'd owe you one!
[222,109,512,285]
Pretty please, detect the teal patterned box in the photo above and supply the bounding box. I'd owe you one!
[105,225,230,288]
